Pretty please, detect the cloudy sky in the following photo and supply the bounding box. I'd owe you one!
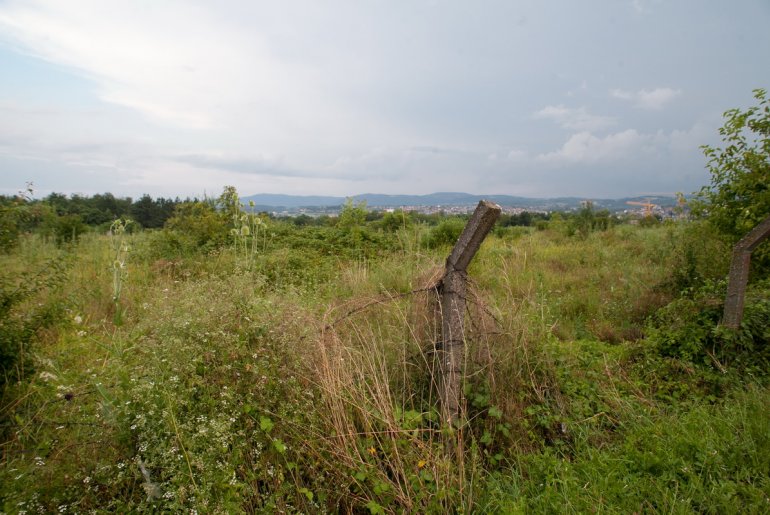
[1,0,768,199]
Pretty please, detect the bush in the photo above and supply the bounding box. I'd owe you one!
[661,221,732,292]
[423,217,465,248]
[51,215,88,245]
[380,210,413,232]
[165,201,227,250]
[0,204,22,252]
[646,280,770,370]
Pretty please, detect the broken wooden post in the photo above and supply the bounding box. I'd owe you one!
[437,200,501,425]
[723,214,770,329]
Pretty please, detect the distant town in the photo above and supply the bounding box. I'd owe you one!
[246,192,684,220]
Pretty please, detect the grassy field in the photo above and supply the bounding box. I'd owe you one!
[1,215,769,513]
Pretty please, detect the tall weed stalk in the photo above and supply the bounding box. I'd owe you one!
[109,219,132,326]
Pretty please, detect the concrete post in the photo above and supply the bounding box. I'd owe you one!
[723,215,770,329]
[437,200,501,424]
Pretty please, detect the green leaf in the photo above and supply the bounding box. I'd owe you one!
[488,406,503,419]
[272,439,287,454]
[366,500,386,514]
[373,480,390,495]
[259,415,274,433]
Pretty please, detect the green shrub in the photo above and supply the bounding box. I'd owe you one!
[423,217,465,248]
[165,201,228,250]
[380,210,413,232]
[42,213,88,245]
[659,221,732,292]
[0,205,22,252]
[647,280,770,370]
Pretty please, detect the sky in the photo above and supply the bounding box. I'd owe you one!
[1,0,769,200]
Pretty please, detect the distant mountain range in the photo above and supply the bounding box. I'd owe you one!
[240,192,681,212]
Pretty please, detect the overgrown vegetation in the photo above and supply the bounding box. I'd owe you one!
[2,92,770,512]
[1,192,767,512]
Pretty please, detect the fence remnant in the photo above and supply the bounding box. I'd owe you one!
[723,214,770,329]
[436,200,501,424]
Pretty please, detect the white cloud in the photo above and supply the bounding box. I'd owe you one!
[533,105,615,131]
[537,129,651,164]
[0,1,364,144]
[610,87,681,110]
[506,149,527,161]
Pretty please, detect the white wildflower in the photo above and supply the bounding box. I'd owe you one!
[39,371,57,382]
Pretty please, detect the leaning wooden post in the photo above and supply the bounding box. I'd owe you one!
[437,200,501,425]
[723,214,770,329]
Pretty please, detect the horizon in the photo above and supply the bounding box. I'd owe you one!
[13,185,684,201]
[13,187,684,204]
[2,1,769,199]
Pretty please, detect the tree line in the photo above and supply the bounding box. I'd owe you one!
[0,191,191,250]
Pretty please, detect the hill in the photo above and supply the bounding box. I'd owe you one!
[241,191,681,212]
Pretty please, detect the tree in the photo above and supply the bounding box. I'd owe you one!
[217,185,242,224]
[337,198,367,230]
[131,195,177,228]
[693,89,770,239]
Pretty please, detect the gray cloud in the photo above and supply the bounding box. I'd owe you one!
[533,105,616,132]
[0,1,768,198]
[610,88,682,110]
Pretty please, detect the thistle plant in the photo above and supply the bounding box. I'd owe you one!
[109,219,132,324]
[230,200,266,269]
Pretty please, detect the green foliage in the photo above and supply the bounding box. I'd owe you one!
[647,280,770,370]
[43,213,88,245]
[0,191,183,233]
[0,259,68,397]
[546,212,567,235]
[423,217,465,248]
[337,198,367,230]
[694,89,770,270]
[379,209,413,232]
[165,201,227,249]
[637,214,661,227]
[568,201,615,238]
[217,185,242,221]
[0,203,23,252]
[502,386,770,513]
[44,192,133,226]
[130,194,176,228]
[661,221,732,292]
[0,185,37,252]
